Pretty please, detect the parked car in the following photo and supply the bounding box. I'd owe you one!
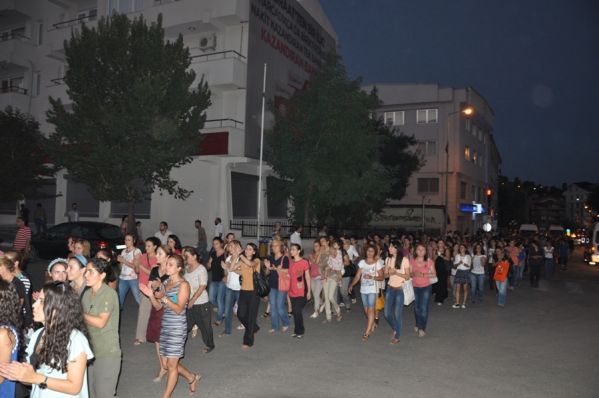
[31,222,124,260]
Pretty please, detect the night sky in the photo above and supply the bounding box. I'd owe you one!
[320,0,599,187]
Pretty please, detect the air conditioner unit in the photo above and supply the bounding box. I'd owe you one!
[199,34,216,52]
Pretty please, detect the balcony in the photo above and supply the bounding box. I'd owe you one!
[0,33,34,73]
[0,86,30,112]
[46,78,71,105]
[0,1,31,27]
[46,14,98,60]
[190,50,246,91]
[201,118,245,157]
[150,0,248,38]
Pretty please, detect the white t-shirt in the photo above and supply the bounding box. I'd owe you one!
[185,265,209,305]
[154,230,173,245]
[27,328,94,398]
[290,231,301,246]
[544,246,554,259]
[119,247,141,280]
[225,255,241,291]
[358,259,383,294]
[67,209,79,222]
[472,254,486,275]
[214,223,223,238]
[454,254,472,271]
[346,245,359,261]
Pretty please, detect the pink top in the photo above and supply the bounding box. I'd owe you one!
[138,254,158,286]
[309,258,320,278]
[410,258,435,288]
[288,259,310,298]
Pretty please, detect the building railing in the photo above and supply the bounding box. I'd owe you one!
[190,50,246,64]
[0,32,30,42]
[51,14,97,30]
[48,78,65,87]
[0,86,28,95]
[203,118,244,129]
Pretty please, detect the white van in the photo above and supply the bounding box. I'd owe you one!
[591,223,599,265]
[548,225,564,239]
[519,224,539,237]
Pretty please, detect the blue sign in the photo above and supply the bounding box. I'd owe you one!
[459,203,477,213]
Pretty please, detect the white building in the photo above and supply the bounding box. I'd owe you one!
[0,0,337,244]
[563,182,596,227]
[363,83,501,235]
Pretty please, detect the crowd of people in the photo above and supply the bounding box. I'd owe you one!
[0,216,572,398]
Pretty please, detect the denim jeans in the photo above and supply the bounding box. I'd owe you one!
[223,288,240,334]
[513,265,525,287]
[469,273,485,302]
[384,288,404,339]
[209,281,226,322]
[118,278,140,308]
[544,259,555,280]
[413,285,432,331]
[495,280,507,306]
[269,288,290,330]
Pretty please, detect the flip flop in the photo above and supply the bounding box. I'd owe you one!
[188,373,201,395]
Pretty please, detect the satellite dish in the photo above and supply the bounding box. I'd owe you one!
[483,223,492,232]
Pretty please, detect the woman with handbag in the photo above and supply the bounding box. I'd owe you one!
[237,243,262,349]
[263,239,290,333]
[410,243,436,338]
[288,244,311,338]
[383,241,411,345]
[348,244,385,341]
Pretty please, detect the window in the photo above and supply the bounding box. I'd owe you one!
[472,151,478,164]
[460,182,467,199]
[66,177,99,217]
[38,23,43,45]
[384,111,404,126]
[416,108,438,124]
[231,172,258,218]
[464,145,471,161]
[416,140,437,156]
[109,0,143,14]
[34,73,41,96]
[417,178,439,194]
[110,198,151,219]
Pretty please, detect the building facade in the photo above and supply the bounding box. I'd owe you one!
[363,83,501,235]
[563,182,596,228]
[0,0,337,244]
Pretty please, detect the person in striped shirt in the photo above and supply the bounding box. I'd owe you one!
[12,216,31,256]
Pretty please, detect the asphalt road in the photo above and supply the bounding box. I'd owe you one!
[24,249,599,398]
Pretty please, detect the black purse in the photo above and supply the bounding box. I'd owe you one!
[253,268,270,298]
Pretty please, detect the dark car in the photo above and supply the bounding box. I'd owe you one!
[31,222,124,259]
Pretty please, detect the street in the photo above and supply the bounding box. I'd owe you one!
[25,249,599,398]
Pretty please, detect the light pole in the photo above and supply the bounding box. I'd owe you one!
[444,105,475,236]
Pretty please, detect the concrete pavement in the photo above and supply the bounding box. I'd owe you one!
[26,249,599,398]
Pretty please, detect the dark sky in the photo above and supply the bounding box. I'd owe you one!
[320,0,599,187]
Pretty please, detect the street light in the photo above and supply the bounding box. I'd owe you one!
[444,104,475,235]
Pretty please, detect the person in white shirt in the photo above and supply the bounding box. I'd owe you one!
[183,247,214,353]
[117,233,142,308]
[67,202,79,222]
[154,221,173,245]
[219,240,242,337]
[452,244,472,309]
[543,241,555,280]
[289,225,303,246]
[214,218,223,238]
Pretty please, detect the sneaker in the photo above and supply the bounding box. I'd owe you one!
[452,303,460,309]
[310,312,318,319]
[236,324,245,330]
[351,298,357,304]
[281,326,289,333]
[295,334,303,339]
[461,304,466,309]
[339,302,345,307]
[291,333,297,338]
[418,330,426,338]
[436,302,443,306]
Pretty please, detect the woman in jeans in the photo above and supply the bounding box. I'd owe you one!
[493,248,510,306]
[470,243,486,303]
[220,240,242,337]
[410,243,436,338]
[323,239,344,323]
[263,238,290,333]
[117,233,142,308]
[309,240,323,319]
[237,243,261,349]
[348,244,384,341]
[383,241,410,345]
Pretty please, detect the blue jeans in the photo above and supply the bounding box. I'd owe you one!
[495,280,507,306]
[268,289,289,330]
[513,265,524,287]
[223,287,240,334]
[209,281,226,322]
[469,273,485,301]
[544,259,555,280]
[413,285,432,331]
[118,279,140,308]
[384,288,404,339]
[361,293,376,309]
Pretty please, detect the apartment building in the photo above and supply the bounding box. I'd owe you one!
[363,83,502,235]
[0,0,337,244]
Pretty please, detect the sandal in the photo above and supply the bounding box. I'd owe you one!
[153,368,166,383]
[191,325,198,338]
[390,338,400,345]
[188,373,201,395]
[133,339,144,346]
[361,334,370,342]
[262,311,270,318]
[203,347,214,354]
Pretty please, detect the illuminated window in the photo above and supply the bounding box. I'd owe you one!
[464,145,471,161]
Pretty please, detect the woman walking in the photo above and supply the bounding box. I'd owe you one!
[349,244,384,341]
[288,244,311,338]
[134,237,160,345]
[117,233,142,308]
[383,241,410,345]
[432,240,449,306]
[322,239,343,323]
[183,247,214,353]
[470,243,486,303]
[264,239,290,333]
[493,248,511,307]
[220,241,242,337]
[452,244,472,309]
[543,241,555,280]
[82,258,122,398]
[236,243,262,349]
[141,254,200,398]
[410,243,436,337]
[0,282,93,398]
[0,280,21,398]
[309,240,323,319]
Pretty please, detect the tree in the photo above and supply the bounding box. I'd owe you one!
[47,13,211,233]
[0,106,55,203]
[266,54,420,226]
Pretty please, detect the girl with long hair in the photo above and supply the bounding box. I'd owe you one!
[308,240,323,319]
[383,241,411,345]
[322,238,343,323]
[0,280,21,398]
[67,255,88,297]
[288,244,311,338]
[263,239,290,333]
[140,254,200,398]
[452,244,472,309]
[183,247,214,353]
[410,243,436,337]
[349,244,385,341]
[236,243,261,349]
[167,235,183,256]
[117,233,142,308]
[0,282,93,397]
[134,237,160,346]
[220,241,242,337]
